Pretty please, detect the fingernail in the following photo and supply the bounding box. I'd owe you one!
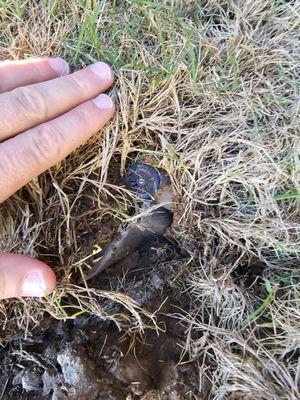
[48,57,70,76]
[89,61,113,81]
[22,272,47,297]
[92,94,114,109]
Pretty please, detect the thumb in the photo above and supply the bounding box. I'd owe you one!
[0,253,56,300]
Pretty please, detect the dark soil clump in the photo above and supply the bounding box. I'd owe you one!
[0,238,200,399]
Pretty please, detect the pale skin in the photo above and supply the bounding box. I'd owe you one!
[0,57,115,300]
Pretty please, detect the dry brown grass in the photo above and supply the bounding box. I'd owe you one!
[0,0,299,398]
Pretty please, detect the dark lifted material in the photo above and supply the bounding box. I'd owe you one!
[86,162,174,281]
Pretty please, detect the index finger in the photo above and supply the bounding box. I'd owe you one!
[0,57,70,93]
[0,61,114,141]
[0,93,115,203]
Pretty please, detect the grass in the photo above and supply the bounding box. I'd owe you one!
[241,279,277,326]
[0,0,299,398]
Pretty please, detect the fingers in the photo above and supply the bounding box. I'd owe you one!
[0,57,70,93]
[0,253,56,300]
[0,61,114,141]
[0,93,115,203]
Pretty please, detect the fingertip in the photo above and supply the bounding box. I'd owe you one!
[90,93,116,127]
[89,61,114,85]
[21,263,57,297]
[92,93,115,110]
[48,57,70,77]
[0,253,56,300]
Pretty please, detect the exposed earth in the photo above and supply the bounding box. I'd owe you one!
[0,237,202,399]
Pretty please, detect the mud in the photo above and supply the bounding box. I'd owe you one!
[0,317,200,399]
[0,235,202,399]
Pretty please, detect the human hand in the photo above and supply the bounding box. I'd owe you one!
[0,57,115,300]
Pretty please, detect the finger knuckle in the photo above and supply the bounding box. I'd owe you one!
[0,103,12,134]
[73,106,89,127]
[29,124,63,163]
[68,74,90,97]
[12,86,48,122]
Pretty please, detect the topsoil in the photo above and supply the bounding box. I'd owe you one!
[0,226,204,400]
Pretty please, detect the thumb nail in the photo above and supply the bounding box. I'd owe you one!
[22,272,47,297]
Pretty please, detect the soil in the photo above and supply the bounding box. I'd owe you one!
[0,229,203,399]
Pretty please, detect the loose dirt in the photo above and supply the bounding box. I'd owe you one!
[0,236,201,399]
